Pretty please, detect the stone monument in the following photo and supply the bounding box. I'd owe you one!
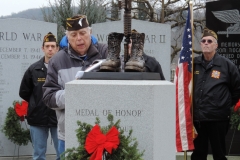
[0,18,57,156]
[65,80,176,160]
[65,11,174,159]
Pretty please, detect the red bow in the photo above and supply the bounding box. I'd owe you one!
[15,100,28,121]
[234,99,240,112]
[85,125,120,160]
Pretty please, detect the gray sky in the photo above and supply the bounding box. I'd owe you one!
[0,0,53,17]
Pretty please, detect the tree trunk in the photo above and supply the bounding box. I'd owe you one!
[160,0,164,23]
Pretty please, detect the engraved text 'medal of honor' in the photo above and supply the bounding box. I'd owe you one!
[75,109,143,117]
[75,109,99,116]
[115,110,143,117]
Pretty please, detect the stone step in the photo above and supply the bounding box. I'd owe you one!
[176,152,240,160]
[0,155,56,160]
[1,153,239,160]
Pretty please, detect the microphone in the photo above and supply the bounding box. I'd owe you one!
[75,59,106,79]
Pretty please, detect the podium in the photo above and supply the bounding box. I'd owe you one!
[65,73,176,160]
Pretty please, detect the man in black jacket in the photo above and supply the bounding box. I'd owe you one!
[19,32,60,160]
[128,29,165,79]
[191,28,240,160]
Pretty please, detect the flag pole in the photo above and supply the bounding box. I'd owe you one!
[184,151,187,160]
[175,0,195,157]
[184,1,194,160]
[189,0,195,139]
[189,1,194,63]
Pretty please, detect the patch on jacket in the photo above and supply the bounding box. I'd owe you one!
[37,78,45,82]
[194,71,199,74]
[211,70,220,79]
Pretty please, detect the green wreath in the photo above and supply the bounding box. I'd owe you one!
[230,108,240,130]
[1,101,31,146]
[230,100,240,131]
[62,114,144,160]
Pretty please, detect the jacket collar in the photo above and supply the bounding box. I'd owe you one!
[195,53,221,67]
[35,57,47,70]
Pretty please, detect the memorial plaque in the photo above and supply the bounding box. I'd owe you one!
[206,1,240,155]
[0,18,57,156]
[65,80,175,160]
[206,0,240,70]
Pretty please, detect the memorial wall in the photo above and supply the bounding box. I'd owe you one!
[0,18,57,156]
[206,1,240,155]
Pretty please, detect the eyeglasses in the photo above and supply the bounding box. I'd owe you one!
[201,39,213,44]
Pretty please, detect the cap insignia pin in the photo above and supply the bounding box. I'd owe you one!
[78,18,83,26]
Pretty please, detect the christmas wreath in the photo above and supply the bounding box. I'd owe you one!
[1,100,31,146]
[230,100,240,130]
[62,114,144,160]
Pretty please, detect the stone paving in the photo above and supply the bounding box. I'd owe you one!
[0,154,239,160]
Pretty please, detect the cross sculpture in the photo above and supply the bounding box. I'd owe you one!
[120,0,132,64]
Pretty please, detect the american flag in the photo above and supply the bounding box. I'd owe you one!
[174,7,195,152]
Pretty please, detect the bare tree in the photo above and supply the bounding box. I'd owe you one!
[41,0,73,41]
[41,0,108,42]
[76,0,106,25]
[42,0,206,61]
[108,0,206,62]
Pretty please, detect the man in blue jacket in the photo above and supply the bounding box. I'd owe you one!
[59,35,98,50]
[19,32,60,160]
[42,15,108,157]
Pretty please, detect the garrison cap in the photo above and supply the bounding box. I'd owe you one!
[202,28,218,40]
[66,15,89,31]
[43,32,57,46]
